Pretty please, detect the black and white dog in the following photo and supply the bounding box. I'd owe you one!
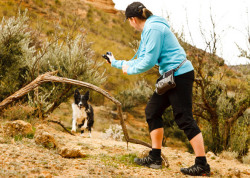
[71,89,94,137]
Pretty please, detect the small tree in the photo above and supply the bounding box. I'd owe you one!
[28,33,106,117]
[181,10,250,153]
[188,47,250,153]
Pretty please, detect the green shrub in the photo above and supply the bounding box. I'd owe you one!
[229,114,249,155]
[14,135,23,142]
[242,153,250,164]
[0,10,35,101]
[117,153,138,165]
[27,32,106,116]
[115,80,153,110]
[219,151,238,160]
[87,6,94,22]
[0,10,106,118]
[55,0,61,6]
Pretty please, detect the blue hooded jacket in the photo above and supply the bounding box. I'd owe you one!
[111,15,194,76]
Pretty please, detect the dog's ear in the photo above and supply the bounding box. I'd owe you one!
[84,91,89,101]
[74,89,80,97]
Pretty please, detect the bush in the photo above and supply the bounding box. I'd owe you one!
[0,10,35,101]
[242,153,250,164]
[102,124,124,141]
[229,115,249,155]
[115,80,153,110]
[0,10,106,118]
[55,0,61,6]
[219,151,238,160]
[0,102,34,121]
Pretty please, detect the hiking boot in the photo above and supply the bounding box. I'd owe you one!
[134,154,162,169]
[180,163,211,176]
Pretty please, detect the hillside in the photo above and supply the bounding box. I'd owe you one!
[1,0,247,93]
[230,64,250,77]
[0,0,157,94]
[0,1,249,177]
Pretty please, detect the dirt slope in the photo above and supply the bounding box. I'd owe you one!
[0,122,249,178]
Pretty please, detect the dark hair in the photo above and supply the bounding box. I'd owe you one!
[140,8,153,20]
[125,2,153,20]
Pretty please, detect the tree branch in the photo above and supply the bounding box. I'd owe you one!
[0,71,169,167]
[228,100,249,125]
[48,119,75,136]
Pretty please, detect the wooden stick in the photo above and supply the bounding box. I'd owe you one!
[48,120,75,136]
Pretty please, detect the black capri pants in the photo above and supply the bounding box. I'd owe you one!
[145,70,201,141]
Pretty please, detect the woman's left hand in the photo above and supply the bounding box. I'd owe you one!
[122,64,130,74]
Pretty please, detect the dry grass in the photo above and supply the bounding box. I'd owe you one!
[219,151,239,160]
[242,153,250,164]
[0,103,35,122]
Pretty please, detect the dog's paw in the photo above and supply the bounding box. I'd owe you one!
[71,129,76,133]
[88,133,92,138]
[80,133,84,137]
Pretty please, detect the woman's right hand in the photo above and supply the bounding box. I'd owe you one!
[106,53,115,64]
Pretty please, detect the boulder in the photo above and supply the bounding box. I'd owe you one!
[34,128,57,148]
[58,146,86,158]
[4,120,33,137]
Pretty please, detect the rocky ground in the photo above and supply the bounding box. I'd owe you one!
[0,120,250,178]
[0,105,249,178]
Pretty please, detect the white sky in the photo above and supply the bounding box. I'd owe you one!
[113,0,250,65]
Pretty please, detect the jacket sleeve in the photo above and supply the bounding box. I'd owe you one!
[111,58,140,69]
[126,29,163,75]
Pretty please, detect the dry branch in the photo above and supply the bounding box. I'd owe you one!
[48,120,75,136]
[0,72,169,167]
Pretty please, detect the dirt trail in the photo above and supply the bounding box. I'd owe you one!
[0,123,249,178]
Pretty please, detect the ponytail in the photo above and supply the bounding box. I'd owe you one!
[141,8,153,19]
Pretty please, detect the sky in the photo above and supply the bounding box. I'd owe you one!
[113,0,250,65]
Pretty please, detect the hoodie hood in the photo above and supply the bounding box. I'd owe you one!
[144,15,170,31]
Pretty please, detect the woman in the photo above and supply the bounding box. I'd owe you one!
[106,2,210,176]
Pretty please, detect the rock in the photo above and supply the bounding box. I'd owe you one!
[4,120,33,137]
[85,0,118,14]
[233,168,241,177]
[58,146,86,158]
[0,137,4,143]
[34,130,57,148]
